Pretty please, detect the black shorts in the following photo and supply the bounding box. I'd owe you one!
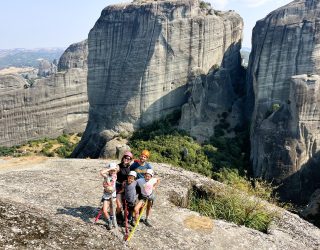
[138,193,155,202]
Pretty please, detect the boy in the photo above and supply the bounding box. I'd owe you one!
[130,150,153,179]
[100,162,118,230]
[119,171,138,226]
[134,169,160,227]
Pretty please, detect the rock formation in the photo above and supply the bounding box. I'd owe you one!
[0,157,320,249]
[37,59,57,77]
[179,65,245,142]
[58,40,88,71]
[72,0,243,157]
[0,41,89,147]
[248,0,320,202]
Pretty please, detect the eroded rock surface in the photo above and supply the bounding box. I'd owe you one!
[0,41,89,147]
[0,157,319,249]
[248,0,320,202]
[73,0,243,157]
[58,40,88,71]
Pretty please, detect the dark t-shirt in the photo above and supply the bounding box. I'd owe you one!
[117,162,131,184]
[123,180,137,204]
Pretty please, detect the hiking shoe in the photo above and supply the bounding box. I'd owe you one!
[144,219,152,227]
[130,220,136,227]
[116,213,124,224]
[106,223,111,230]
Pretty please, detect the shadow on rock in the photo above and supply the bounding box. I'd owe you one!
[56,206,99,223]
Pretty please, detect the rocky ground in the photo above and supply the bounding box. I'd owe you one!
[0,157,319,249]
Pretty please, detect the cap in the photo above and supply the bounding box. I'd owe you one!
[128,171,137,178]
[123,151,133,159]
[107,162,117,170]
[145,169,154,177]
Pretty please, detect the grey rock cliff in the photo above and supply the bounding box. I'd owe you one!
[0,41,89,147]
[73,0,243,157]
[248,0,320,202]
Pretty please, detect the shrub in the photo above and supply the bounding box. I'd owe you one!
[57,134,69,145]
[212,168,277,203]
[130,134,212,177]
[0,146,17,156]
[272,103,280,112]
[199,1,211,9]
[129,111,212,177]
[189,186,278,233]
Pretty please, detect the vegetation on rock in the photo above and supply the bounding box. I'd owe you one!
[189,185,278,233]
[0,133,81,158]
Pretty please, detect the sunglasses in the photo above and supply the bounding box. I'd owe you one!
[124,156,132,160]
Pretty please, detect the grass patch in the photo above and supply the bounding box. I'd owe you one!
[189,186,278,233]
[213,168,277,203]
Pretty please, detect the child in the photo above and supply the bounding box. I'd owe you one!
[130,150,153,179]
[134,169,160,227]
[119,171,138,226]
[100,162,118,230]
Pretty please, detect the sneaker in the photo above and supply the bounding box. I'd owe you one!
[116,213,124,223]
[112,220,118,228]
[144,219,152,227]
[106,222,111,230]
[139,218,144,223]
[130,220,136,227]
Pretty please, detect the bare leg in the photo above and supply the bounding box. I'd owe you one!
[134,200,144,222]
[102,200,110,220]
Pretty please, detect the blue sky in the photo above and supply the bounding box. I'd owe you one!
[0,0,292,49]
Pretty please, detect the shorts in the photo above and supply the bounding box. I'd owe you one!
[101,197,116,203]
[138,193,155,202]
[101,192,116,202]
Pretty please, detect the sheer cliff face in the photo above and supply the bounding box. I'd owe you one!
[249,0,320,201]
[74,0,243,157]
[0,42,88,147]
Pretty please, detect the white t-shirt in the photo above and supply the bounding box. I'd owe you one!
[137,177,158,196]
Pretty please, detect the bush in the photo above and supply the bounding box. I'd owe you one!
[212,168,277,203]
[57,134,69,144]
[129,111,212,177]
[0,146,17,156]
[199,1,211,9]
[189,186,278,233]
[3,133,80,159]
[272,103,280,112]
[207,128,250,174]
[130,134,212,177]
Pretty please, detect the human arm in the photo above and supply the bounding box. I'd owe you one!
[152,178,160,190]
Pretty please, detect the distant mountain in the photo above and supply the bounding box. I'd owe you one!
[0,48,65,69]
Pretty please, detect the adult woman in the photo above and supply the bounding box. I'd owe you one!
[116,151,133,222]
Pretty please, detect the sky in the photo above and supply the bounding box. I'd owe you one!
[0,0,293,50]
